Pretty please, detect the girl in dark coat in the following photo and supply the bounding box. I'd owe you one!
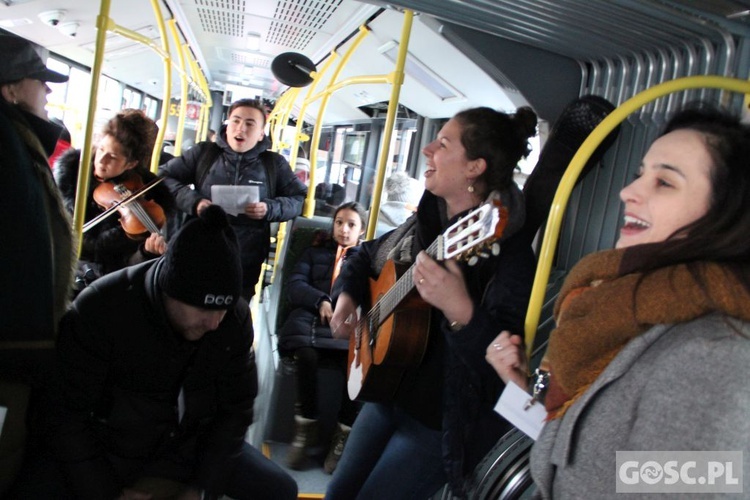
[54,109,176,287]
[278,202,367,474]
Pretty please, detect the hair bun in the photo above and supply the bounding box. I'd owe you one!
[201,204,231,231]
[514,106,538,140]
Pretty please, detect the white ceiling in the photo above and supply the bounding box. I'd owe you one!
[0,0,526,123]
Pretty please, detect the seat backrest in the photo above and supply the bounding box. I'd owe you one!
[270,216,333,336]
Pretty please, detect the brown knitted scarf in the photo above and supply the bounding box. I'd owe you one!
[544,247,750,419]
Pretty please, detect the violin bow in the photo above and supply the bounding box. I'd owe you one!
[82,176,166,234]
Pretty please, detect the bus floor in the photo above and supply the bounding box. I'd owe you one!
[266,440,330,498]
[261,361,344,498]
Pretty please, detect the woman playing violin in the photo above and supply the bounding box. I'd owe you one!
[55,108,176,285]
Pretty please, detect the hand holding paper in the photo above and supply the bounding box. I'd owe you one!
[210,185,259,216]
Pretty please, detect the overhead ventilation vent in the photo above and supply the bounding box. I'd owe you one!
[216,47,271,68]
[196,0,246,37]
[267,0,343,51]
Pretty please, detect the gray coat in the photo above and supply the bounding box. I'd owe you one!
[531,313,750,499]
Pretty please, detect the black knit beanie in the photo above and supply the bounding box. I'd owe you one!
[157,205,242,309]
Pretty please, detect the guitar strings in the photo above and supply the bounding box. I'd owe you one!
[363,238,440,343]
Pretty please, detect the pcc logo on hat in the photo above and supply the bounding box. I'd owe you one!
[157,205,242,310]
[0,35,69,85]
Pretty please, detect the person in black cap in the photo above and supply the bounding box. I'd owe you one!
[0,34,75,495]
[9,205,297,500]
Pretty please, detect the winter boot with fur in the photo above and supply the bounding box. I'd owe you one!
[323,423,351,474]
[286,416,318,470]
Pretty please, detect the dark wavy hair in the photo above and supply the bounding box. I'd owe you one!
[228,98,267,127]
[635,105,750,277]
[452,106,538,195]
[101,109,158,170]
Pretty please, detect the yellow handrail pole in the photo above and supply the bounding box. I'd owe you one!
[305,73,391,104]
[188,54,211,142]
[277,89,302,154]
[150,0,171,173]
[524,75,750,356]
[168,20,188,157]
[305,26,371,217]
[268,88,300,152]
[268,90,295,147]
[366,11,413,240]
[182,47,204,143]
[105,9,171,171]
[72,0,112,256]
[293,52,339,216]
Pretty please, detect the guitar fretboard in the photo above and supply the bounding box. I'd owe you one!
[362,238,440,343]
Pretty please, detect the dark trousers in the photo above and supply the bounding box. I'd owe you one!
[8,441,297,500]
[294,346,359,426]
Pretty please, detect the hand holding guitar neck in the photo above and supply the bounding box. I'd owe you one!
[413,253,473,324]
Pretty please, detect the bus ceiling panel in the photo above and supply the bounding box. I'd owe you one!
[172,0,381,98]
[288,8,526,124]
[375,0,746,62]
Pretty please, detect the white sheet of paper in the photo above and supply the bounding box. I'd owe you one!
[0,406,7,438]
[495,381,547,440]
[211,185,259,216]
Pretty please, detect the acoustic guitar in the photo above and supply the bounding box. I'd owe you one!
[347,200,509,402]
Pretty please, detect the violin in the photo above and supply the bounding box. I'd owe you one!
[91,171,166,239]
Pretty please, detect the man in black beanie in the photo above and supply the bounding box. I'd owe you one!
[11,205,297,500]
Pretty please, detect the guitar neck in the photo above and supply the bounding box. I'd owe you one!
[375,238,439,321]
[363,200,503,334]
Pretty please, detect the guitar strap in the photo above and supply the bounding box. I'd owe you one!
[372,215,417,275]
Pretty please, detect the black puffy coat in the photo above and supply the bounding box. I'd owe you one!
[54,148,177,277]
[48,259,257,499]
[158,130,307,290]
[278,239,358,353]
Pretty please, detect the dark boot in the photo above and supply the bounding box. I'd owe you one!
[286,416,318,470]
[323,423,351,474]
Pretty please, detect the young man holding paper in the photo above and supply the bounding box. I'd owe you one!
[160,98,307,300]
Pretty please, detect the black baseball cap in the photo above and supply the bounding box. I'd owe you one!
[0,35,68,85]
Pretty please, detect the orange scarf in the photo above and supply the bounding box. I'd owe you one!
[331,245,352,286]
[544,248,750,419]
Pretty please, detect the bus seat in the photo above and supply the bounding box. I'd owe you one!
[517,95,618,253]
[262,215,346,449]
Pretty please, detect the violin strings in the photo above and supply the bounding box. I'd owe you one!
[129,201,161,234]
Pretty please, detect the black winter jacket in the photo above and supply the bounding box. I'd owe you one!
[278,238,358,353]
[0,100,75,384]
[49,259,257,499]
[333,190,535,494]
[158,130,307,289]
[54,148,177,277]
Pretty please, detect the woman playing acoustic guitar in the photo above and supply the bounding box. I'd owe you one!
[55,109,176,289]
[327,106,538,499]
